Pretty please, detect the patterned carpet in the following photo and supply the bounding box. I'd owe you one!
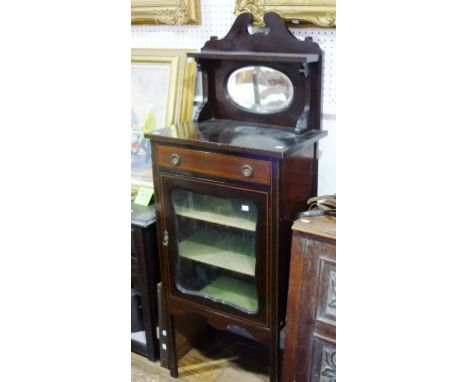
[132,332,270,382]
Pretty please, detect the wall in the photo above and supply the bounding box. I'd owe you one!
[132,0,336,195]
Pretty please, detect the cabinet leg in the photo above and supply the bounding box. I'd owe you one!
[269,329,280,382]
[167,314,179,378]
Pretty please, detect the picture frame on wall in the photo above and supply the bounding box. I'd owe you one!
[131,49,196,191]
[131,0,201,25]
[190,65,203,121]
[234,0,336,28]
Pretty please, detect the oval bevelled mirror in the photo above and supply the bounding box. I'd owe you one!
[226,66,294,114]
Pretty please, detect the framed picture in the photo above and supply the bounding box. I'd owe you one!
[234,0,336,28]
[132,0,201,25]
[131,49,196,190]
[180,59,198,123]
[192,67,204,120]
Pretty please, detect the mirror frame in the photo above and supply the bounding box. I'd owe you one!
[225,65,294,115]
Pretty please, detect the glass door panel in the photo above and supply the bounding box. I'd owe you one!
[172,188,259,314]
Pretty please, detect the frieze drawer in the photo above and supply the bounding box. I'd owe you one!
[156,145,271,185]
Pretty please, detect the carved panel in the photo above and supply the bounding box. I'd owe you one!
[319,344,336,382]
[316,258,336,325]
[326,270,336,314]
[311,337,336,382]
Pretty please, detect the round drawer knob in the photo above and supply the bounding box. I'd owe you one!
[170,153,181,166]
[241,164,254,178]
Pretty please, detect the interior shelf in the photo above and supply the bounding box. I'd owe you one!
[174,205,256,231]
[200,276,258,313]
[178,228,256,276]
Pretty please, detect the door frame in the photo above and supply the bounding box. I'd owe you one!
[159,173,271,326]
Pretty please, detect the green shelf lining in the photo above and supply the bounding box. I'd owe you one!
[200,276,258,313]
[174,204,257,231]
[178,228,256,276]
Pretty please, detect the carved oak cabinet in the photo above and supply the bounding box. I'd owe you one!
[146,12,326,381]
[282,216,336,382]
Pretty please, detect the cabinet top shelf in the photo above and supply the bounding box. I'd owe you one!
[189,51,319,64]
[146,120,327,158]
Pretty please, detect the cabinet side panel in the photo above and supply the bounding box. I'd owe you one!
[280,141,318,222]
[278,140,318,327]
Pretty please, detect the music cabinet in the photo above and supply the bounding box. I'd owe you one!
[146,12,327,381]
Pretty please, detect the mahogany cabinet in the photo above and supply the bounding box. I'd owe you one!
[282,216,336,382]
[146,12,326,382]
[131,202,160,361]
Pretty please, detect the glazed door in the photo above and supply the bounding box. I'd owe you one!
[160,173,269,325]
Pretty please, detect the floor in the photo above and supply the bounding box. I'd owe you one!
[131,332,270,382]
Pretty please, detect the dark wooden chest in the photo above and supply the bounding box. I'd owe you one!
[282,216,336,382]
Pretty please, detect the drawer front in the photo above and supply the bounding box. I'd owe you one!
[157,145,271,185]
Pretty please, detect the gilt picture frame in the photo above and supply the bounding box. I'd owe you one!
[131,49,196,191]
[234,0,336,28]
[132,0,201,25]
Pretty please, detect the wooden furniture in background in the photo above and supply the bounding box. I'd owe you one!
[146,13,326,382]
[131,203,161,361]
[282,215,336,382]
